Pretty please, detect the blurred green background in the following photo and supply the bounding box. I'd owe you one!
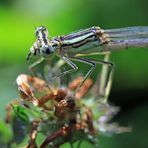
[0,0,148,147]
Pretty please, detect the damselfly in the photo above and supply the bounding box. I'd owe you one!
[27,26,148,91]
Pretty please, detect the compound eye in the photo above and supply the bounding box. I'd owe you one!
[42,45,54,54]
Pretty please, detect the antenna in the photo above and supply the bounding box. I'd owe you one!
[32,23,37,30]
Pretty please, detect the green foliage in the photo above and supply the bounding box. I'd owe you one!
[12,105,41,123]
[0,120,12,144]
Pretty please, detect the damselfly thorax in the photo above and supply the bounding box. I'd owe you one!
[52,26,110,57]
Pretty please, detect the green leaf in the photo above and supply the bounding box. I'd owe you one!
[12,105,40,123]
[0,119,12,144]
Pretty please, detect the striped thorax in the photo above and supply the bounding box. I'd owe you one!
[52,26,110,56]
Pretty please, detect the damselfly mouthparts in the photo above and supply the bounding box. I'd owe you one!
[27,26,148,91]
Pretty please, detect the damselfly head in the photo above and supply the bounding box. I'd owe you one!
[35,26,48,37]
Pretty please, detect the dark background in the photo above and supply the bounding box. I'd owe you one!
[0,0,148,147]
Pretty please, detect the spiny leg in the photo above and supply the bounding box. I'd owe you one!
[28,57,44,76]
[51,56,78,79]
[70,57,96,94]
[52,57,96,93]
[47,59,66,82]
[96,53,114,103]
[49,55,114,101]
[70,56,114,97]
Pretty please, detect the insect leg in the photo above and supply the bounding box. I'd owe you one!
[70,57,96,91]
[70,56,114,97]
[52,56,78,78]
[96,53,114,103]
[28,57,44,75]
